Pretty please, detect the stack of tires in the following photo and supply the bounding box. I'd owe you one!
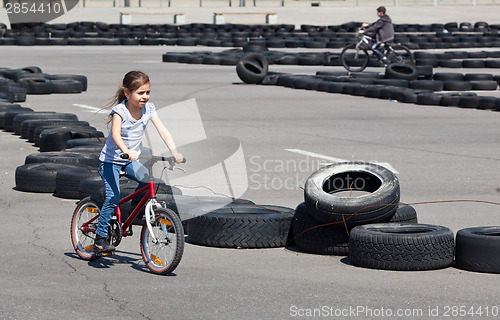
[0,66,87,97]
[160,195,295,249]
[5,103,105,198]
[295,162,453,271]
[295,162,500,274]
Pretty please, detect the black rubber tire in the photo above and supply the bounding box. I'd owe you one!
[51,80,84,93]
[186,204,294,248]
[416,93,442,105]
[235,52,269,84]
[458,96,480,109]
[464,73,494,81]
[65,137,105,148]
[485,60,500,68]
[39,127,104,152]
[348,223,455,271]
[14,112,78,136]
[304,162,400,227]
[455,226,500,274]
[12,112,56,135]
[363,85,384,98]
[297,53,324,66]
[438,59,463,68]
[24,149,99,165]
[3,108,34,131]
[45,74,88,91]
[442,81,473,91]
[292,202,350,256]
[372,79,409,88]
[409,80,444,91]
[26,120,89,142]
[379,86,402,100]
[274,54,299,65]
[470,81,498,91]
[260,72,282,85]
[15,163,78,193]
[55,166,100,199]
[476,96,497,110]
[440,93,463,107]
[462,60,485,68]
[390,204,418,223]
[18,77,53,94]
[415,65,433,80]
[384,63,418,81]
[433,72,464,81]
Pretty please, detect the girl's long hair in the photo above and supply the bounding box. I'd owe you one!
[105,70,150,124]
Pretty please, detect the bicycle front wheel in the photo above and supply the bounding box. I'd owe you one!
[70,196,101,261]
[388,45,415,66]
[341,44,369,72]
[140,207,184,275]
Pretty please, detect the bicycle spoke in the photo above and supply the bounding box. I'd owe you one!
[388,45,415,66]
[70,197,101,261]
[341,44,369,72]
[140,209,184,275]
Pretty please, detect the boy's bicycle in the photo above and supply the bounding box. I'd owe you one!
[70,154,186,275]
[340,27,414,72]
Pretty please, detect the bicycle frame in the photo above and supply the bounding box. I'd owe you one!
[357,33,394,57]
[80,156,183,243]
[79,181,157,238]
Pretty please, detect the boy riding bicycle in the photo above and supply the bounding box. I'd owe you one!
[359,6,394,65]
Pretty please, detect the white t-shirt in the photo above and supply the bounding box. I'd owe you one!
[99,100,157,165]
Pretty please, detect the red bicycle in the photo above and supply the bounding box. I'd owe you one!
[70,155,186,275]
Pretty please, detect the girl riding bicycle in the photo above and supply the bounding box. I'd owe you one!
[95,70,183,253]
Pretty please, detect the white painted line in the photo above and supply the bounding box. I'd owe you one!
[73,104,109,114]
[285,148,399,174]
[285,148,347,163]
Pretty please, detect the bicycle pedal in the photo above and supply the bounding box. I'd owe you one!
[127,228,133,236]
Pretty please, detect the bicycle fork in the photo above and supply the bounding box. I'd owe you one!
[144,198,172,245]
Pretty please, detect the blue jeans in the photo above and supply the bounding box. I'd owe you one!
[371,42,385,61]
[96,161,149,237]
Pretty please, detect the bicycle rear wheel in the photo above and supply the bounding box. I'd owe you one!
[341,44,369,72]
[140,207,184,275]
[70,196,101,261]
[387,45,415,66]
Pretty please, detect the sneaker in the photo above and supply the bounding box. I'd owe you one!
[93,236,115,253]
[382,57,390,65]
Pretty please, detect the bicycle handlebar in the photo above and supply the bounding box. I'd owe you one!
[120,153,186,164]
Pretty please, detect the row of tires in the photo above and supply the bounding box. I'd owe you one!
[271,72,500,110]
[0,66,87,99]
[0,104,104,151]
[3,34,500,49]
[296,161,499,274]
[2,21,500,49]
[6,21,500,33]
[162,48,500,69]
[234,52,500,110]
[266,72,500,110]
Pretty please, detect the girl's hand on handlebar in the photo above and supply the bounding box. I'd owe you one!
[127,150,139,161]
[172,152,184,164]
